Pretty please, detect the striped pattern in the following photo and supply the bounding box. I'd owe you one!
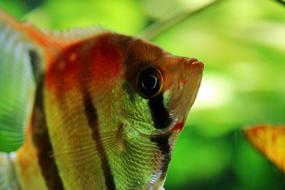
[148,95,172,129]
[28,49,42,81]
[0,9,204,190]
[148,95,172,180]
[42,34,175,189]
[82,88,116,190]
[78,37,117,189]
[151,135,171,181]
[31,77,64,190]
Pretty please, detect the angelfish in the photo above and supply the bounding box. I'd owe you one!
[0,9,203,190]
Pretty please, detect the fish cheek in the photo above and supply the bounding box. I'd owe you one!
[116,83,177,187]
[120,83,155,135]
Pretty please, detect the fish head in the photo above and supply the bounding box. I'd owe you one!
[45,32,203,189]
[121,36,204,135]
[111,35,204,188]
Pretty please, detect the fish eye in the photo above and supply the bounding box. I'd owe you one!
[137,66,163,98]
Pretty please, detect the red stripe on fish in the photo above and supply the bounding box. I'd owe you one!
[46,33,122,98]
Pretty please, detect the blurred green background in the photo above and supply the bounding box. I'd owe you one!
[1,0,285,189]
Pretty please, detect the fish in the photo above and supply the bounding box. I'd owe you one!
[244,125,285,173]
[0,8,203,190]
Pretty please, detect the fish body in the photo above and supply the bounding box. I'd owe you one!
[0,9,203,190]
[244,125,285,173]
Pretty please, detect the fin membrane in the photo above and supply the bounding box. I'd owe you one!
[0,11,42,152]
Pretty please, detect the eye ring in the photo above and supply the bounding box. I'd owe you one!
[137,66,163,98]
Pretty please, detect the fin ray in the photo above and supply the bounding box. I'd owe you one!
[42,25,107,45]
[0,10,43,152]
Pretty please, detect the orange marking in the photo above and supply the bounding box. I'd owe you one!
[244,125,285,173]
[46,42,82,97]
[89,35,122,80]
[69,53,77,62]
[46,34,122,98]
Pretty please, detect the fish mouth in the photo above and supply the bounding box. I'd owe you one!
[183,59,204,115]
[168,58,204,131]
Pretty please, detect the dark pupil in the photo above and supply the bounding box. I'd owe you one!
[138,67,161,98]
[142,74,157,90]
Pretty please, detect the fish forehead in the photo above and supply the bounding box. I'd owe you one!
[45,32,184,99]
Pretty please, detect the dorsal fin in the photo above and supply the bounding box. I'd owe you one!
[0,9,46,152]
[43,25,107,44]
[0,9,107,57]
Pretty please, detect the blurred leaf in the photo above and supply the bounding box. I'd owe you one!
[26,0,146,34]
